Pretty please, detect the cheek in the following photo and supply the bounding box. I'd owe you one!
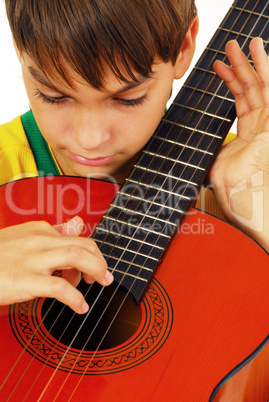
[135,100,166,142]
[31,103,70,145]
[124,116,161,155]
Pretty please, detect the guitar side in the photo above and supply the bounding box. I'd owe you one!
[210,336,269,402]
[0,177,268,401]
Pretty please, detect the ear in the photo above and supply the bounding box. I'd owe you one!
[174,15,199,79]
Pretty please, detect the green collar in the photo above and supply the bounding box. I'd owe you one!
[21,110,60,176]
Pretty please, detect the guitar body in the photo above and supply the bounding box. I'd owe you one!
[0,177,268,401]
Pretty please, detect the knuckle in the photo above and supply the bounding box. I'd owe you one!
[87,238,99,253]
[31,220,52,231]
[50,278,67,296]
[65,245,81,261]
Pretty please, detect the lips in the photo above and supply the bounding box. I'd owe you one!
[69,151,117,167]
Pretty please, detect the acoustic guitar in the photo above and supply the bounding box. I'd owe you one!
[0,0,268,400]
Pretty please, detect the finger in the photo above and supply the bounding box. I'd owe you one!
[30,274,89,314]
[249,37,269,106]
[214,59,250,117]
[29,243,113,287]
[18,224,99,255]
[225,40,264,109]
[54,216,84,236]
[61,268,82,287]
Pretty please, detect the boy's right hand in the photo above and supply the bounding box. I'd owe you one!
[0,216,113,314]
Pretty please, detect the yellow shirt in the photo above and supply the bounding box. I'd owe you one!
[0,116,38,184]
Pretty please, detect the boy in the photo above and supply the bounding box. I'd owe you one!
[0,0,268,314]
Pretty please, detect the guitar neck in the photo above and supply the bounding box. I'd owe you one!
[92,0,269,303]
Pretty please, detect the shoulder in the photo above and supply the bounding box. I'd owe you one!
[0,116,29,147]
[0,115,38,185]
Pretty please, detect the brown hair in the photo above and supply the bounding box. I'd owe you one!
[5,0,197,88]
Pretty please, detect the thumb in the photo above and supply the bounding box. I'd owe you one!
[54,216,84,236]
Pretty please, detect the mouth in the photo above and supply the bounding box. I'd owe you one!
[69,152,117,167]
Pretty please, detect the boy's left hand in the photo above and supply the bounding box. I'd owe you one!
[211,38,269,250]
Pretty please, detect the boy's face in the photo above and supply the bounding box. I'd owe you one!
[21,57,176,183]
[19,17,198,183]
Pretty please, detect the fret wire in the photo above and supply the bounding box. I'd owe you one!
[173,0,268,177]
[152,134,214,155]
[171,102,232,122]
[114,0,262,251]
[125,178,192,199]
[192,66,216,75]
[104,254,154,272]
[233,6,269,18]
[90,0,266,302]
[94,227,165,250]
[109,202,180,225]
[143,150,205,171]
[102,216,172,238]
[116,192,185,214]
[232,6,269,19]
[94,238,159,262]
[162,119,223,139]
[219,26,268,40]
[111,269,148,283]
[205,45,254,67]
[149,0,268,236]
[140,0,262,236]
[139,0,264,298]
[183,84,235,103]
[222,1,251,31]
[205,47,226,57]
[26,4,264,386]
[165,0,268,197]
[131,164,198,186]
[152,0,264,258]
[108,58,226,272]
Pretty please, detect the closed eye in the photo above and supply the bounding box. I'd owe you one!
[34,90,67,105]
[116,95,148,107]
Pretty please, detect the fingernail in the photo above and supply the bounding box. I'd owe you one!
[81,301,89,314]
[259,38,264,48]
[70,215,80,221]
[105,270,114,284]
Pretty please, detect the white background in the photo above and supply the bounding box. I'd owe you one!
[0,0,235,125]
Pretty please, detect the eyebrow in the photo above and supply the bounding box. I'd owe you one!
[27,66,64,93]
[110,77,150,97]
[27,65,152,96]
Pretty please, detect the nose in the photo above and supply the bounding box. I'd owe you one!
[73,107,111,150]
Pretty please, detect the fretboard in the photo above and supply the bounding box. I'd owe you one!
[92,0,269,303]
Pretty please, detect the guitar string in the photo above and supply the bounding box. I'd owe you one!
[65,0,268,396]
[5,283,98,400]
[43,8,266,402]
[0,285,81,394]
[30,0,266,398]
[83,0,266,322]
[87,0,265,303]
[2,0,264,396]
[90,0,265,265]
[44,0,269,399]
[13,0,268,398]
[26,11,241,400]
[66,13,269,402]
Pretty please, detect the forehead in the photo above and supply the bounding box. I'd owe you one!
[22,53,156,95]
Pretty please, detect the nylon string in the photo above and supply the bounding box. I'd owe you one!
[1,0,267,399]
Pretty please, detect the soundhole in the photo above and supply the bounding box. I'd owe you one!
[41,279,142,351]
